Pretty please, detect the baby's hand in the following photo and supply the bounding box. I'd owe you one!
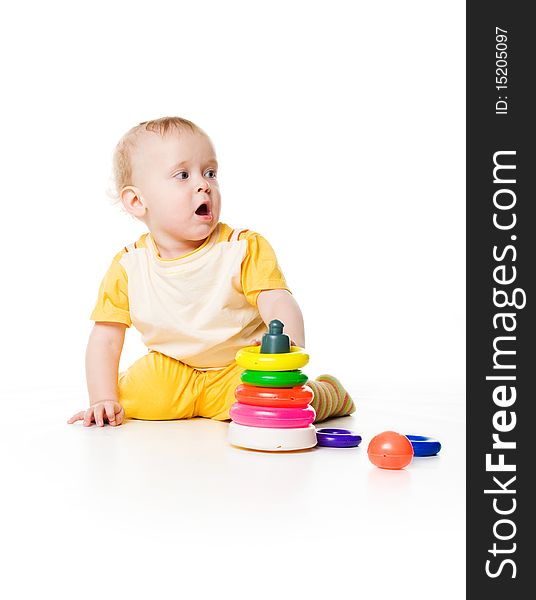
[67,401,125,427]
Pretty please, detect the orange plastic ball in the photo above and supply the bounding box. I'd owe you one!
[367,431,414,470]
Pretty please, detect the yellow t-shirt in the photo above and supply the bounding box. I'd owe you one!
[90,222,291,369]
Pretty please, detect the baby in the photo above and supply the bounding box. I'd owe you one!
[68,117,355,427]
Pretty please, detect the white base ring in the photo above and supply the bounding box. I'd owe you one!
[228,422,317,451]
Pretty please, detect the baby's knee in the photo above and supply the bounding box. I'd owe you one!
[118,369,200,421]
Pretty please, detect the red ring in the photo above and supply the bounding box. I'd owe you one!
[234,384,313,408]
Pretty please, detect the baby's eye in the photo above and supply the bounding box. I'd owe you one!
[205,169,217,179]
[174,171,189,180]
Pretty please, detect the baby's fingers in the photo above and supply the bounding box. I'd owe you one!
[115,405,125,426]
[67,411,85,424]
[93,404,105,427]
[104,402,117,426]
[83,407,96,427]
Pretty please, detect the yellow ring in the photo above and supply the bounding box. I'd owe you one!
[235,346,309,371]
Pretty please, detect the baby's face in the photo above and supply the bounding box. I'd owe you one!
[129,130,221,242]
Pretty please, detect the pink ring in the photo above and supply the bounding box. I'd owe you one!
[230,402,316,428]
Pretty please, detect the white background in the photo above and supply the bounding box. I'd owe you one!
[0,1,465,598]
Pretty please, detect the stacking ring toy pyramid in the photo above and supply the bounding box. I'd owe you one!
[228,319,317,451]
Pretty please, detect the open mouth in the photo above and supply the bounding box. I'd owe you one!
[195,203,211,217]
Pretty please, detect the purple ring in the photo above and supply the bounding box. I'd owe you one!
[315,428,362,448]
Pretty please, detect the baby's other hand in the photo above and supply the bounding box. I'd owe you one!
[67,401,125,427]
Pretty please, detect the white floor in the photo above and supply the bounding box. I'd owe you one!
[2,382,465,600]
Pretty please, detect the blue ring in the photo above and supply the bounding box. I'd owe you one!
[405,435,441,457]
[315,428,362,448]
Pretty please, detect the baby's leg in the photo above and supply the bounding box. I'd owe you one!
[308,375,356,422]
[118,351,203,420]
[198,361,243,420]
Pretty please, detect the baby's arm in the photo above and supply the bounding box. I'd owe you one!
[256,289,305,348]
[67,322,127,427]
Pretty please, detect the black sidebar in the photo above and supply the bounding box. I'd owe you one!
[467,2,534,598]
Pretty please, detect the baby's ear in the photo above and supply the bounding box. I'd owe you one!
[120,186,146,218]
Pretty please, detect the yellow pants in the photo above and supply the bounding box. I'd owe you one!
[118,351,243,421]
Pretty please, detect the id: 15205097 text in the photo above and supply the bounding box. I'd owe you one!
[495,27,508,115]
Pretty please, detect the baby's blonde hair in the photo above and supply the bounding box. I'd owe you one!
[108,116,207,204]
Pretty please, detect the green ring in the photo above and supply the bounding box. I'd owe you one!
[241,369,309,388]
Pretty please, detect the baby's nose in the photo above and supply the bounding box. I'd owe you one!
[194,175,211,193]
